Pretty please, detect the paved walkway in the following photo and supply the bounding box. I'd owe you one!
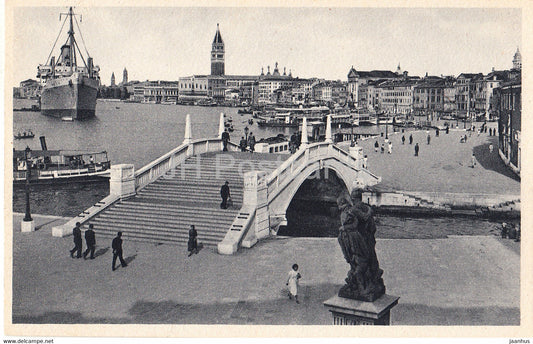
[342,123,520,195]
[11,214,519,328]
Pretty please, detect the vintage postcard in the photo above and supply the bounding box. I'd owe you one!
[3,0,532,342]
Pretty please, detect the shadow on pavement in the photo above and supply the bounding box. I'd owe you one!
[94,247,110,258]
[394,303,519,325]
[473,138,520,182]
[125,254,137,265]
[10,282,520,325]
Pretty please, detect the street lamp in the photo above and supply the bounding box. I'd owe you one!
[21,146,34,232]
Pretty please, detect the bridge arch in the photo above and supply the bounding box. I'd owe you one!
[268,158,354,220]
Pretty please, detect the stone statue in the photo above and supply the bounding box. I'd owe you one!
[336,189,385,302]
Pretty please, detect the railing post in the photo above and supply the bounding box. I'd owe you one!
[183,114,193,145]
[325,115,333,144]
[110,164,136,198]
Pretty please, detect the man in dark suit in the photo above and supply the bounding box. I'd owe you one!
[70,222,83,258]
[112,232,128,271]
[222,129,230,151]
[220,181,230,209]
[83,224,96,260]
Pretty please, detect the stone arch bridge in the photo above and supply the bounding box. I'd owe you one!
[53,114,380,254]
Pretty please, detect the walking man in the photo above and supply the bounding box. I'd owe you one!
[471,153,477,168]
[70,222,83,259]
[414,143,419,157]
[239,136,247,152]
[409,134,413,145]
[489,143,494,153]
[248,132,256,153]
[387,141,392,154]
[221,129,230,152]
[374,140,379,152]
[112,232,127,271]
[401,135,405,145]
[427,134,431,145]
[83,224,96,260]
[220,181,231,209]
[187,225,198,257]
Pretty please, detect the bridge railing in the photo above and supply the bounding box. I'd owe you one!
[134,137,225,190]
[266,142,381,199]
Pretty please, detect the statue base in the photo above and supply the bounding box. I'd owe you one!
[324,294,399,325]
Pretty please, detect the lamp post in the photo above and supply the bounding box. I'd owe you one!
[21,146,34,232]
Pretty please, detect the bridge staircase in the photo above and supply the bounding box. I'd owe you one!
[80,152,284,247]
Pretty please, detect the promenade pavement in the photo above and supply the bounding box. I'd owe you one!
[11,213,519,327]
[343,123,520,195]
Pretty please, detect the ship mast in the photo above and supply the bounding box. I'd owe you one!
[68,7,76,73]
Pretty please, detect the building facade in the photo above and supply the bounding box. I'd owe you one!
[495,76,521,175]
[378,78,417,115]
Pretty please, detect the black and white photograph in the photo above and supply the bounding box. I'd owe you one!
[3,0,531,341]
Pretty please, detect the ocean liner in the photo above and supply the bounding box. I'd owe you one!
[37,7,100,120]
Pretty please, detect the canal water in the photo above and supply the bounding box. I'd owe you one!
[11,101,504,237]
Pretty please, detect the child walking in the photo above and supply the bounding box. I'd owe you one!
[286,264,302,304]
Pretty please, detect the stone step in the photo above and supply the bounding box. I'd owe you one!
[136,189,242,202]
[89,219,229,239]
[142,183,244,195]
[88,219,227,241]
[83,224,222,247]
[98,212,235,229]
[112,203,238,219]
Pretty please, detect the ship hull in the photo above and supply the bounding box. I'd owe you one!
[40,74,98,120]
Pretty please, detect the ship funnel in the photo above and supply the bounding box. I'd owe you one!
[39,136,48,151]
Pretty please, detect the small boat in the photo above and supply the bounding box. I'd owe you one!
[14,130,35,140]
[238,107,253,115]
[61,116,74,121]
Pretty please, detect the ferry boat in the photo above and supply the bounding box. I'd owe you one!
[36,7,100,120]
[13,148,110,185]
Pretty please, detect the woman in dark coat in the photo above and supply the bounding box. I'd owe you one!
[188,225,198,256]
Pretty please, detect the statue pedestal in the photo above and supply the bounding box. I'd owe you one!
[323,294,399,325]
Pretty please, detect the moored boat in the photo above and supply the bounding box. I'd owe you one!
[13,149,110,185]
[37,7,100,120]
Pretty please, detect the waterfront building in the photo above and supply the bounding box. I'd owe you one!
[442,77,457,115]
[474,69,509,120]
[13,79,41,99]
[377,76,418,115]
[143,80,179,104]
[413,76,445,118]
[257,63,294,104]
[347,67,400,108]
[495,75,521,175]
[211,23,225,76]
[455,73,482,119]
[178,75,210,103]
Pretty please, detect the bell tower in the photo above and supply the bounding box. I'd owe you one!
[211,24,225,76]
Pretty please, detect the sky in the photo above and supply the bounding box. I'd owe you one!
[10,6,521,86]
